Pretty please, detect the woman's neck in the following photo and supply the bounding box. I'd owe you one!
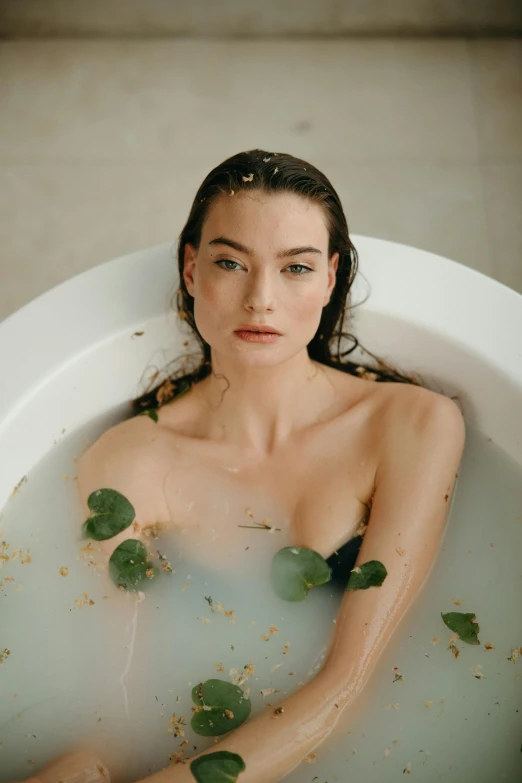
[194,351,340,458]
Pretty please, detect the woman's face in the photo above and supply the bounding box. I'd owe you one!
[183,190,339,368]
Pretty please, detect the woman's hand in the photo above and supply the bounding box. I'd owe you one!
[9,751,110,783]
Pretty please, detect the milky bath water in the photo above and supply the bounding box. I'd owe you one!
[1,413,521,782]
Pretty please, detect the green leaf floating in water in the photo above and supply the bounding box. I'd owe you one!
[109,539,157,591]
[191,679,251,737]
[346,560,388,591]
[441,612,481,645]
[190,751,246,783]
[270,546,332,602]
[81,488,135,541]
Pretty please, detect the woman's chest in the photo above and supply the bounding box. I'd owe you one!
[153,424,376,567]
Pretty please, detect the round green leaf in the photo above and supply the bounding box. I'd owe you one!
[109,539,157,591]
[191,679,251,737]
[82,488,135,541]
[346,560,388,591]
[270,546,332,602]
[441,612,481,645]
[190,751,246,783]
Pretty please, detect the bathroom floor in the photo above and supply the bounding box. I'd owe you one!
[0,37,521,321]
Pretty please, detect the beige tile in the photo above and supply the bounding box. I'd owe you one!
[315,159,491,277]
[469,40,522,161]
[0,159,216,321]
[480,163,522,294]
[0,39,478,163]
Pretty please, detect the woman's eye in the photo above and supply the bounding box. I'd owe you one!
[286,264,313,275]
[214,260,313,275]
[215,259,242,271]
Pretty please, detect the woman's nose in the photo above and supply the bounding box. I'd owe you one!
[243,270,276,312]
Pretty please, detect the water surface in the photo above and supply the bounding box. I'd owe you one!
[0,418,521,782]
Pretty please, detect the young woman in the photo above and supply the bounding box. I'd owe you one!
[19,150,465,783]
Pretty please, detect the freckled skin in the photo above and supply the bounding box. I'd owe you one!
[30,191,465,783]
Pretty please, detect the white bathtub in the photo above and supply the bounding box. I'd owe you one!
[1,237,521,780]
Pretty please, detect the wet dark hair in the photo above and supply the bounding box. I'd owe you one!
[132,149,422,415]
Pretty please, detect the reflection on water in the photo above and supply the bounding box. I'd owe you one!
[0,417,521,782]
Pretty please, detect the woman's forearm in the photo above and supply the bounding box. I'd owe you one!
[17,752,110,783]
[137,669,354,783]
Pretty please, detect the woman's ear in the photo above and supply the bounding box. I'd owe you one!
[324,252,339,306]
[183,243,197,297]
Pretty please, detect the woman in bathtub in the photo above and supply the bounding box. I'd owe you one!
[19,149,465,783]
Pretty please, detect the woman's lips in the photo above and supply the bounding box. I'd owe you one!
[234,330,281,343]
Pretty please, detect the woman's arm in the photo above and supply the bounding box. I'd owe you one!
[13,751,110,783]
[137,391,466,783]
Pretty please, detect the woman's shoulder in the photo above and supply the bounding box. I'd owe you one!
[326,361,461,418]
[383,382,463,422]
[76,413,166,513]
[373,381,466,458]
[330,372,465,465]
[76,415,171,555]
[79,412,159,463]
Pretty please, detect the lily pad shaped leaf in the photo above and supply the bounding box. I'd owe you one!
[190,751,246,783]
[191,679,252,737]
[82,488,135,541]
[270,546,332,602]
[346,560,388,591]
[109,539,157,591]
[441,612,481,645]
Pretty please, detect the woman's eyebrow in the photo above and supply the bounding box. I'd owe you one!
[208,236,323,258]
